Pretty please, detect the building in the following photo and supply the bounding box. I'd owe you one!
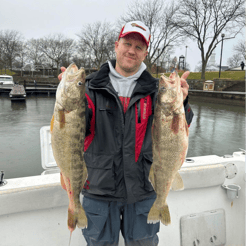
[206,52,229,71]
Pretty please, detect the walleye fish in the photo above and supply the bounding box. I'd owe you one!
[50,63,88,233]
[148,71,189,225]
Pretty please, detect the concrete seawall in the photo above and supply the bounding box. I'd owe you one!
[188,90,245,106]
[187,79,245,92]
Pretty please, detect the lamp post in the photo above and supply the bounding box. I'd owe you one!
[156,48,160,78]
[185,46,188,70]
[219,33,225,78]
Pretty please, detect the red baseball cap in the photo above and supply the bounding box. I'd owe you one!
[118,21,151,48]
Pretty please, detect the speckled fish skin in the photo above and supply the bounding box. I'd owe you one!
[148,71,189,225]
[50,63,88,232]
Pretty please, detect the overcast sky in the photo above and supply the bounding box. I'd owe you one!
[1,0,244,71]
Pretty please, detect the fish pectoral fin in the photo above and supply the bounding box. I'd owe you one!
[147,204,171,226]
[60,173,67,191]
[170,172,184,191]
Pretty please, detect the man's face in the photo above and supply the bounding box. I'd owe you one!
[115,33,148,77]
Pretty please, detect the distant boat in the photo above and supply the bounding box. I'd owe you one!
[0,75,15,87]
[9,84,26,101]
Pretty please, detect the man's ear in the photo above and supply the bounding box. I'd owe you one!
[143,50,148,60]
[115,41,119,51]
[145,50,148,57]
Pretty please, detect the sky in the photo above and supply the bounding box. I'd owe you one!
[0,0,244,72]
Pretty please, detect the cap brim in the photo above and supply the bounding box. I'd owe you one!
[119,31,149,47]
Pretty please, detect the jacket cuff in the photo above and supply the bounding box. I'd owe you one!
[183,95,189,107]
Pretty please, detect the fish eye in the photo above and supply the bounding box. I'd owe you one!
[77,81,83,86]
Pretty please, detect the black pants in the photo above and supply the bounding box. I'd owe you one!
[82,195,160,246]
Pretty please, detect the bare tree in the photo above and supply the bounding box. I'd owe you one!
[119,0,183,71]
[227,39,245,68]
[39,34,74,76]
[73,41,93,71]
[227,54,242,68]
[0,30,23,71]
[77,21,117,69]
[233,40,246,61]
[172,0,245,79]
[14,41,28,69]
[26,39,45,66]
[195,61,203,72]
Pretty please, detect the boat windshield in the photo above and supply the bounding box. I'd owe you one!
[0,77,13,81]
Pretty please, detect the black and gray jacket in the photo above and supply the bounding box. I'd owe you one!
[82,60,194,204]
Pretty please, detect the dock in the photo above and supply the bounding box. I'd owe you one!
[0,86,57,96]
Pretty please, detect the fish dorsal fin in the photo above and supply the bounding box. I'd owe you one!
[171,172,184,191]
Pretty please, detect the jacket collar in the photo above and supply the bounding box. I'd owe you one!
[87,60,158,95]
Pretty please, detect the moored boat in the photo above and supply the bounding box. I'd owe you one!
[0,74,15,87]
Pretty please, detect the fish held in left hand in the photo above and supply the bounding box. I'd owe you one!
[50,63,88,232]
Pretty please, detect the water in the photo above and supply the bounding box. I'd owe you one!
[0,95,56,179]
[187,98,245,157]
[0,94,245,179]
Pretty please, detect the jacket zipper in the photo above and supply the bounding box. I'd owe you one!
[88,85,127,201]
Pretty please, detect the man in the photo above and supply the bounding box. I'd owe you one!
[240,61,244,71]
[59,21,193,246]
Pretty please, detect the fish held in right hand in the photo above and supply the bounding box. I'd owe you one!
[148,71,189,225]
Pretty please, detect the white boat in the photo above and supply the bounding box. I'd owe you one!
[0,126,245,246]
[0,74,15,87]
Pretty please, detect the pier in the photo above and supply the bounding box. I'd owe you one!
[0,86,57,95]
[0,86,245,106]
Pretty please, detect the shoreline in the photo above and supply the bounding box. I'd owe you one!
[189,95,245,107]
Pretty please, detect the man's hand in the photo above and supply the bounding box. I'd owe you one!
[180,71,190,101]
[58,67,66,81]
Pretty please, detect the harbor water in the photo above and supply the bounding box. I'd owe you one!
[0,94,245,179]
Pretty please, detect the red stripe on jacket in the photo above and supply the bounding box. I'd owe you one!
[135,95,152,162]
[84,93,95,152]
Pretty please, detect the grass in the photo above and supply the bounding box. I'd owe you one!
[154,70,245,81]
[0,69,15,76]
[1,69,245,81]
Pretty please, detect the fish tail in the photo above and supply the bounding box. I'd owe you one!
[147,204,171,226]
[160,204,171,225]
[76,205,88,229]
[67,202,87,231]
[147,205,160,224]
